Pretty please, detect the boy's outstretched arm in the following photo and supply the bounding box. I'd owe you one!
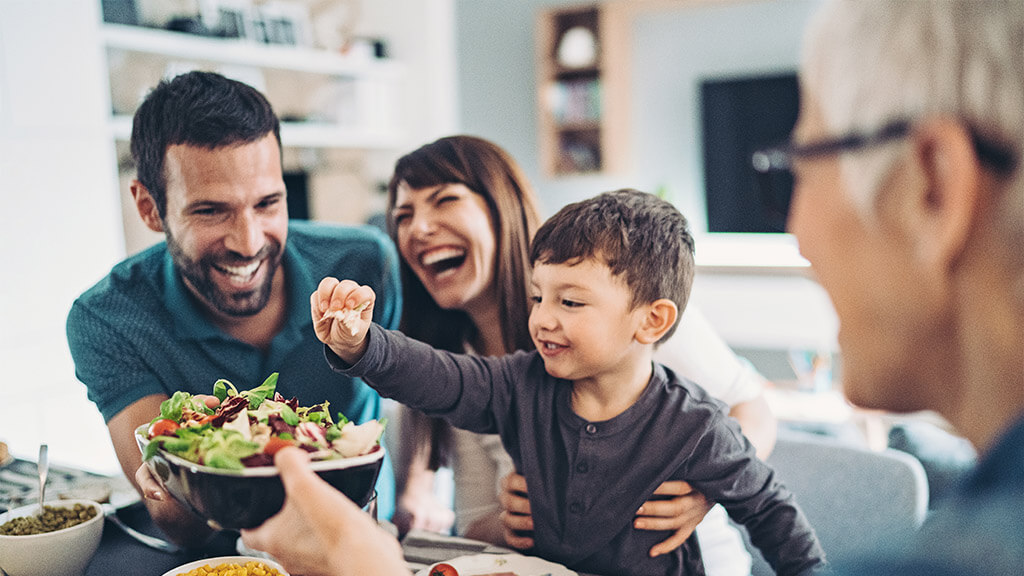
[310,277,375,365]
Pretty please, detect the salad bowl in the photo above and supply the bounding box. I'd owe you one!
[135,424,384,530]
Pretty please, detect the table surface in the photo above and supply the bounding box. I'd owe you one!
[86,506,521,575]
[0,458,517,576]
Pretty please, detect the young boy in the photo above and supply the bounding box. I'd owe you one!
[311,189,826,576]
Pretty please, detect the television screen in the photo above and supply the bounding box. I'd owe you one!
[700,72,799,233]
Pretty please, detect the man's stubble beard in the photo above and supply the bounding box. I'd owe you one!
[165,228,282,318]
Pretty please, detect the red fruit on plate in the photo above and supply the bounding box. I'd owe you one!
[430,563,459,576]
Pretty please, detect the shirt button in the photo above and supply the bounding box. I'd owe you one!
[576,461,589,473]
[585,424,597,434]
[569,502,584,514]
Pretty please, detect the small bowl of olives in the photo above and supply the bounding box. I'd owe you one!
[0,499,104,576]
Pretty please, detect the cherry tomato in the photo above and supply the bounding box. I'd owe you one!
[263,436,295,456]
[148,419,179,439]
[429,564,458,576]
[196,413,217,426]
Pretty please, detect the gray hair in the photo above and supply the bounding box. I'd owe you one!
[802,0,1023,261]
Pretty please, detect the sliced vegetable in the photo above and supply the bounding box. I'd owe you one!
[263,436,295,456]
[430,563,459,576]
[148,418,180,439]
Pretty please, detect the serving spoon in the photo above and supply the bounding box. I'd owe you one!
[36,444,48,516]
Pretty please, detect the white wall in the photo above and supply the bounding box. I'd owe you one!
[454,0,838,356]
[353,0,458,184]
[0,0,460,474]
[0,0,125,472]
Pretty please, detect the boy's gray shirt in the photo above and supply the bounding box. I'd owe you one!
[328,324,825,576]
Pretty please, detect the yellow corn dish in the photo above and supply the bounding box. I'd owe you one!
[176,560,284,576]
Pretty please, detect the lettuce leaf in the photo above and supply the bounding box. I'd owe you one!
[199,429,260,470]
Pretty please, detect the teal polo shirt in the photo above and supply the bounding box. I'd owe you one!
[67,220,401,519]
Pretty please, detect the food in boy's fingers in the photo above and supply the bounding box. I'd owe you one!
[330,301,370,336]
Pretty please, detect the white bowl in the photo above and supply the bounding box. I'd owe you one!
[161,555,289,576]
[0,499,104,576]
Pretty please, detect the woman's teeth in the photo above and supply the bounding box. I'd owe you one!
[421,247,467,275]
[421,247,466,266]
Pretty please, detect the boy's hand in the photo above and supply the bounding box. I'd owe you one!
[310,277,376,364]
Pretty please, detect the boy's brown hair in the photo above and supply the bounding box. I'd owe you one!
[529,189,695,343]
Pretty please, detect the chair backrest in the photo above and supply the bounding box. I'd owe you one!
[745,429,929,575]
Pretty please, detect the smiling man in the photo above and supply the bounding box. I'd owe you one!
[66,71,400,547]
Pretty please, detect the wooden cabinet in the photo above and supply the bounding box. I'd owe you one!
[535,3,630,176]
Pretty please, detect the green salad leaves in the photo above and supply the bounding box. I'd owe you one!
[142,373,385,470]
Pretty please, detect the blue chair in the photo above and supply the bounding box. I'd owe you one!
[742,429,929,575]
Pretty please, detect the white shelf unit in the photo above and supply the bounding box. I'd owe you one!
[102,23,406,150]
[107,114,401,150]
[100,21,409,255]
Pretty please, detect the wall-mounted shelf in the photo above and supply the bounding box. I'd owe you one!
[96,11,408,256]
[102,23,404,151]
[535,3,630,177]
[108,115,403,150]
[102,24,403,79]
[693,233,811,276]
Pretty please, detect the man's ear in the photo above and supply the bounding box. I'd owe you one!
[130,180,165,233]
[636,299,678,345]
[909,118,982,273]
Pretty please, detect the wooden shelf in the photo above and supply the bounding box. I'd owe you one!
[536,3,630,177]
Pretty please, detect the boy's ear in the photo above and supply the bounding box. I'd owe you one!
[635,299,678,345]
[131,180,165,233]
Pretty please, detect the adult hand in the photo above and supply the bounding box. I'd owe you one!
[241,448,407,576]
[135,460,220,547]
[393,471,456,536]
[634,481,714,557]
[498,472,534,550]
[135,461,167,502]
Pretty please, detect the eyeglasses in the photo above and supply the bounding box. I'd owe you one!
[750,119,1018,230]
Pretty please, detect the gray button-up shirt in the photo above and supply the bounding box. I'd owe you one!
[330,325,825,576]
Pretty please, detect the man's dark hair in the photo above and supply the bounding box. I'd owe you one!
[529,189,696,343]
[130,71,281,218]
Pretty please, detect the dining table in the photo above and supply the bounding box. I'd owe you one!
[85,504,519,575]
[0,455,534,576]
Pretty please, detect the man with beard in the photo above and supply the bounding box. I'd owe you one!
[66,71,400,548]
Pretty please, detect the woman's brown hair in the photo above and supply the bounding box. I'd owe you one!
[386,135,541,469]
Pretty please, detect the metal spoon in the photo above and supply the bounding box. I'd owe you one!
[36,444,48,516]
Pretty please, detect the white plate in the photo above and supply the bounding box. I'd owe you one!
[161,555,289,576]
[414,553,577,576]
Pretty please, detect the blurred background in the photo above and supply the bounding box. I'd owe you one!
[0,0,840,475]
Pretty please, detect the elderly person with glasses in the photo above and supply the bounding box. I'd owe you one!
[240,1,1023,574]
[752,1,1023,574]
